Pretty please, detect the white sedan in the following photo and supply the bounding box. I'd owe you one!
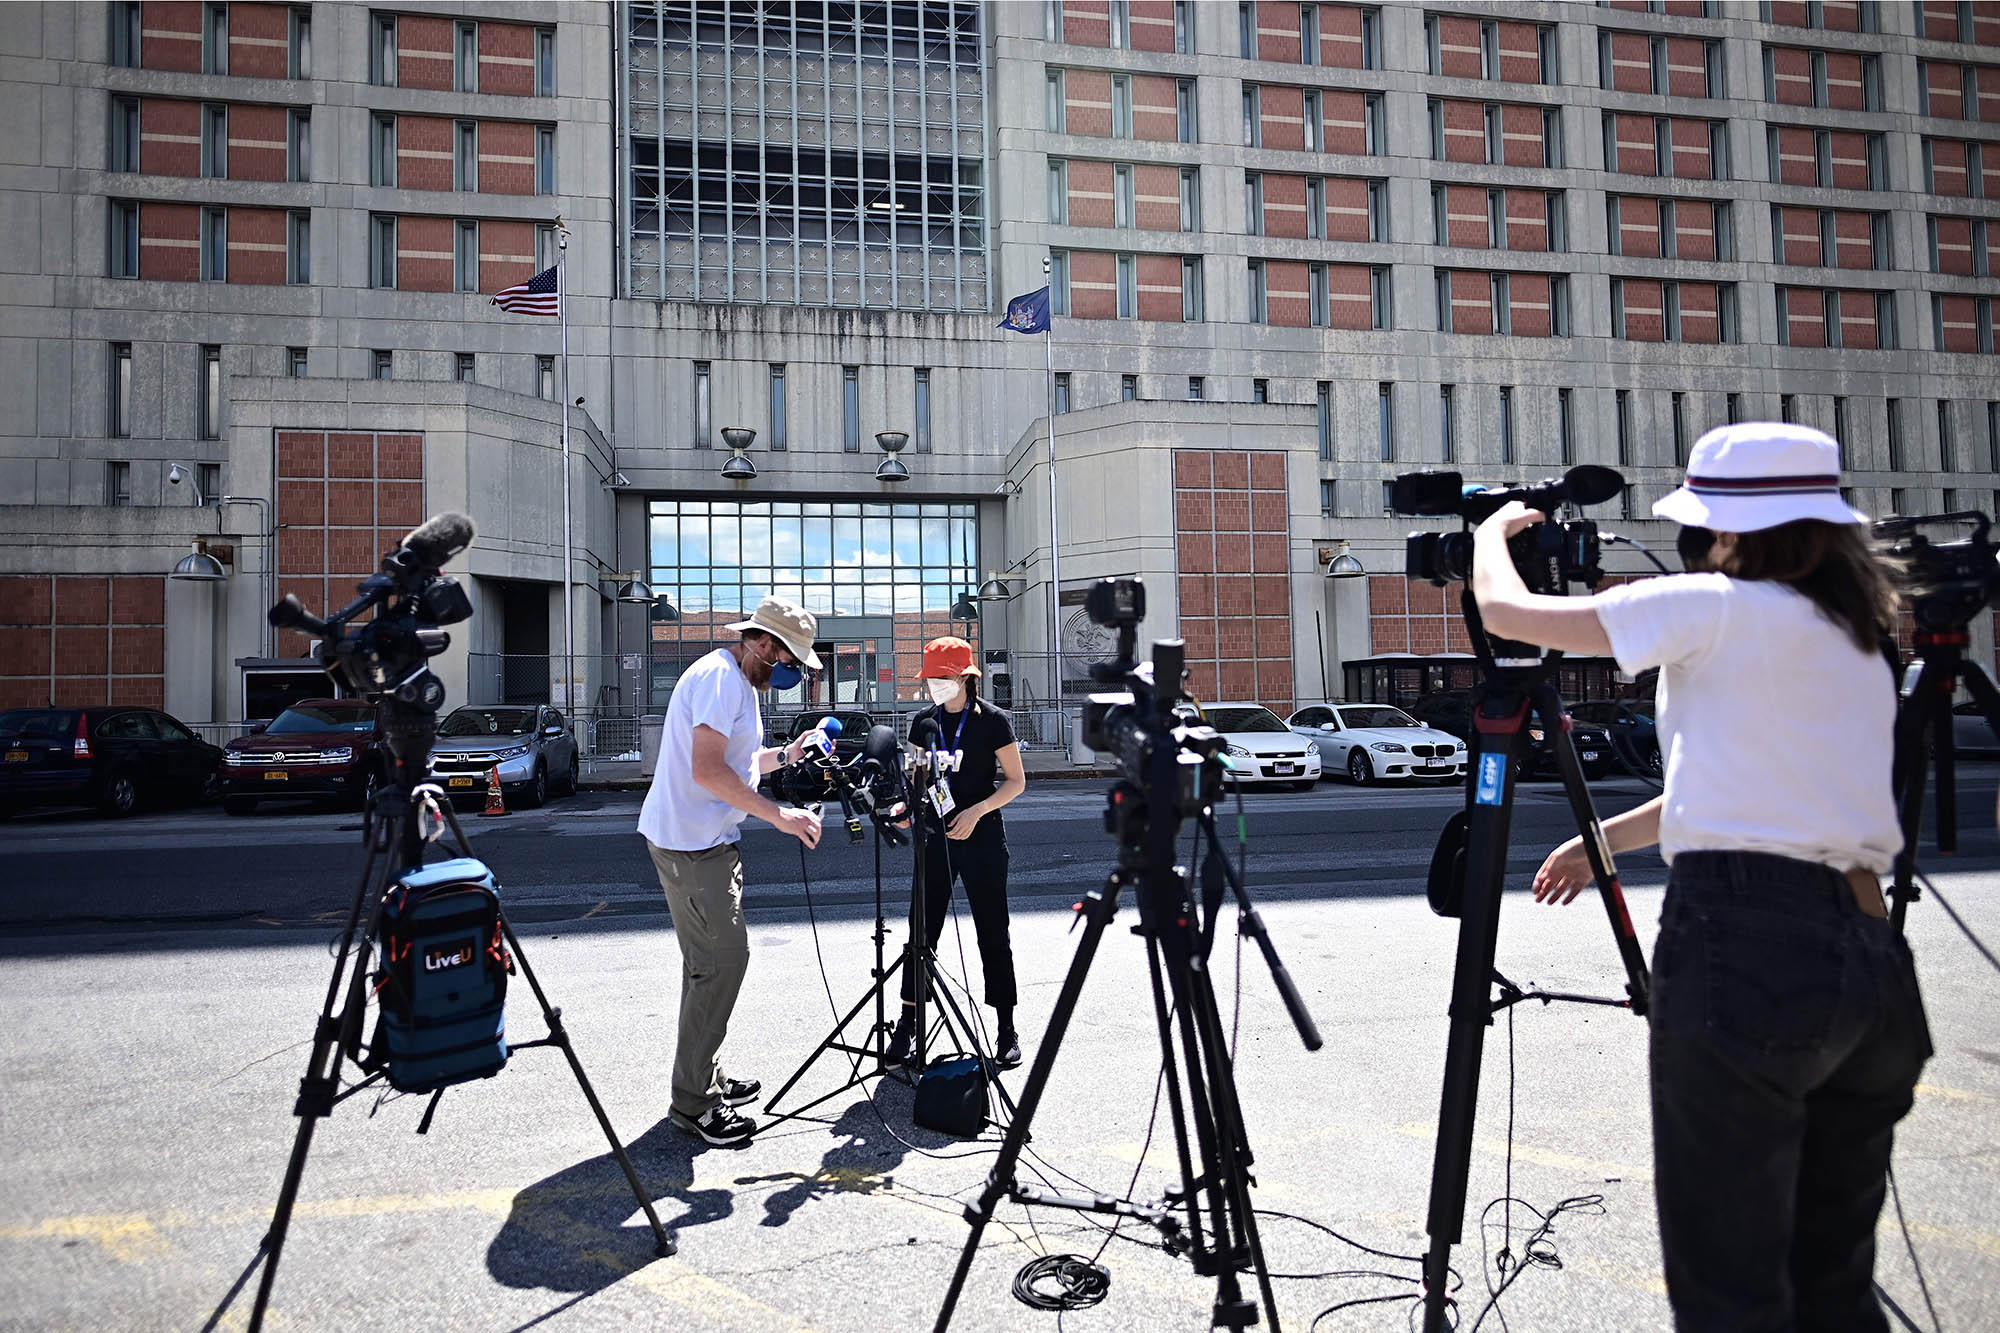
[1287,704,1467,785]
[1198,704,1323,790]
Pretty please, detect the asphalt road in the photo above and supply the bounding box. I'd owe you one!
[3,771,1999,1332]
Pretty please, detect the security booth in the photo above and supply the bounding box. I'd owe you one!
[237,658,343,724]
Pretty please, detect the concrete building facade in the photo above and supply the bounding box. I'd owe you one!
[1,0,1995,744]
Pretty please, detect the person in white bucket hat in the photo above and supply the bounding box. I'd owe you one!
[1466,421,1930,1330]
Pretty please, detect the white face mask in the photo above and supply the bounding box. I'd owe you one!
[926,677,963,707]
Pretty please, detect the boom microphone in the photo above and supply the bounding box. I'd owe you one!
[1558,465,1625,509]
[909,716,942,752]
[398,512,476,570]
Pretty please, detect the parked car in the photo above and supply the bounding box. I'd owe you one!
[430,704,579,808]
[1568,700,1662,777]
[1406,691,1614,780]
[1952,700,2000,759]
[220,699,385,814]
[1197,704,1323,790]
[764,709,876,804]
[0,706,222,818]
[1286,703,1467,785]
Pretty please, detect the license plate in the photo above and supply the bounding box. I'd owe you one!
[1580,752,1599,762]
[1271,763,1295,775]
[3,750,27,763]
[263,770,289,781]
[1419,763,1446,772]
[447,776,480,789]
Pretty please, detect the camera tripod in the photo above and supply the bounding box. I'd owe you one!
[206,696,671,1332]
[1890,627,2000,933]
[1419,598,1652,1333]
[763,771,1017,1128]
[935,639,1321,1333]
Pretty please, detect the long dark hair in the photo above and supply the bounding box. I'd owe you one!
[1726,520,1900,654]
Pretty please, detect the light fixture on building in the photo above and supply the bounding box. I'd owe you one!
[166,462,207,506]
[612,571,656,604]
[603,469,632,489]
[874,430,910,483]
[169,538,228,582]
[949,590,979,622]
[1322,541,1366,579]
[993,479,1022,496]
[652,595,680,623]
[720,426,757,481]
[977,572,1012,600]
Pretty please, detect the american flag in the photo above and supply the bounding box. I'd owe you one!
[491,264,561,317]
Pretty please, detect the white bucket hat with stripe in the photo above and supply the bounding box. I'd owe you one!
[1652,421,1869,532]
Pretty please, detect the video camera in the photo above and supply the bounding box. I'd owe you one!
[1078,579,1227,836]
[1393,464,1623,596]
[1874,511,2000,633]
[269,513,475,712]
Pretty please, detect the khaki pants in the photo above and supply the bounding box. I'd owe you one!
[646,840,749,1118]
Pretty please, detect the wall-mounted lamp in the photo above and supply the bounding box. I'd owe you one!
[949,590,979,622]
[874,430,910,483]
[993,479,1022,496]
[720,426,757,481]
[608,571,657,604]
[169,537,230,582]
[1320,541,1366,579]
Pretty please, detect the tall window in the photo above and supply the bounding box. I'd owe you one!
[842,365,860,451]
[1122,374,1137,402]
[536,26,556,96]
[1055,372,1072,412]
[1379,382,1396,461]
[108,200,138,277]
[1440,385,1457,462]
[286,347,307,378]
[1781,393,1796,425]
[1116,253,1136,318]
[1317,381,1333,460]
[769,363,788,449]
[1371,266,1393,330]
[1727,391,1742,425]
[1050,251,1069,314]
[111,1,140,66]
[1184,257,1208,321]
[1672,391,1688,464]
[536,126,557,196]
[913,368,933,453]
[1180,167,1201,231]
[1321,479,1337,518]
[455,352,475,383]
[371,115,396,187]
[290,6,311,77]
[107,461,131,508]
[1114,164,1134,228]
[1887,397,1904,469]
[1499,386,1515,463]
[198,463,221,506]
[1047,160,1066,224]
[370,13,396,84]
[1989,400,2000,472]
[454,121,477,192]
[203,2,227,74]
[375,350,395,381]
[1615,389,1631,465]
[1558,387,1574,465]
[109,343,131,439]
[288,210,310,284]
[1833,396,1849,464]
[109,96,138,172]
[201,208,226,282]
[455,20,478,92]
[535,355,554,398]
[289,109,311,182]
[1177,77,1198,142]
[201,104,227,178]
[1939,400,1956,470]
[370,214,396,288]
[199,345,221,441]
[693,361,712,448]
[454,220,479,292]
[1247,260,1267,322]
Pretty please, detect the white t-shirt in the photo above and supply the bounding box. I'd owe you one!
[637,648,763,852]
[1593,572,1901,874]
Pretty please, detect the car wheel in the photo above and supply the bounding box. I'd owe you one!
[96,771,140,818]
[558,757,578,797]
[520,764,547,809]
[1347,751,1373,786]
[224,796,258,816]
[1646,746,1664,779]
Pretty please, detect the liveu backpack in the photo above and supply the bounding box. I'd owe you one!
[365,857,512,1094]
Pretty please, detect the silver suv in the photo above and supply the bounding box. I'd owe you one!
[430,705,579,808]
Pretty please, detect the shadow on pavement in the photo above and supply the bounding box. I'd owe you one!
[738,1088,960,1228]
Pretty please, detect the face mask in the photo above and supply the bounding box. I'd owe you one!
[1676,526,1717,571]
[768,658,804,691]
[926,678,963,707]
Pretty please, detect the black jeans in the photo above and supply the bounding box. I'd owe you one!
[1649,851,1932,1332]
[900,816,1017,1012]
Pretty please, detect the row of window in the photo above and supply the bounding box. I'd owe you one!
[107,203,311,284]
[688,362,936,454]
[366,216,561,292]
[107,99,311,181]
[366,13,556,96]
[104,343,225,442]
[109,2,311,78]
[367,114,557,195]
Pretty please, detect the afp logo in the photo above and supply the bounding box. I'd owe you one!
[425,941,475,972]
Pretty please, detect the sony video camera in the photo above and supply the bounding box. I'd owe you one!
[1394,465,1624,595]
[1874,511,2000,634]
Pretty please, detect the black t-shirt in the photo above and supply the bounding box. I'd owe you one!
[913,696,1016,825]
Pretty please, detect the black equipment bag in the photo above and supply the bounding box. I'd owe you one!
[913,1055,989,1138]
[368,857,512,1094]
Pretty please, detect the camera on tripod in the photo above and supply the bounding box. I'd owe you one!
[1874,510,2000,633]
[1393,464,1624,595]
[1078,579,1226,820]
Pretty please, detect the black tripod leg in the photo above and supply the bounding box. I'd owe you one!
[763,950,910,1122]
[500,918,675,1258]
[932,873,1126,1333]
[1422,708,1531,1333]
[918,955,1021,1123]
[1143,936,1206,1254]
[1891,666,1941,933]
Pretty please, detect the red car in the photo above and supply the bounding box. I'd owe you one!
[221,699,387,814]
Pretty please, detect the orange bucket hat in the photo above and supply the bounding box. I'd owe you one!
[917,636,980,679]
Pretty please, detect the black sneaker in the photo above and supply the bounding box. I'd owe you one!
[671,1103,757,1146]
[884,1016,917,1066]
[720,1075,761,1107]
[994,1029,1022,1070]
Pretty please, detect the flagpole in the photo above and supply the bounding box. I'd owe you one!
[1042,257,1062,754]
[558,224,575,715]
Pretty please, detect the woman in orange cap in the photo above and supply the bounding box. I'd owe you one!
[885,635,1029,1068]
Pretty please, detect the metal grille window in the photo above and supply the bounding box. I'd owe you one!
[1055,372,1072,413]
[536,355,553,397]
[622,1,989,310]
[1122,374,1137,401]
[1321,479,1336,517]
[1188,376,1204,401]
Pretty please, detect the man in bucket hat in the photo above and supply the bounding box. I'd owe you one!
[639,594,826,1145]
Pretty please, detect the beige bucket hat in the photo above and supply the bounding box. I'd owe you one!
[725,595,822,671]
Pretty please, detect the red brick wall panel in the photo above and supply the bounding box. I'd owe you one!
[277,430,325,479]
[1321,4,1366,69]
[326,433,374,479]
[1129,0,1177,53]
[1444,184,1488,247]
[1135,254,1184,322]
[396,116,454,193]
[1262,173,1309,239]
[1775,126,1819,186]
[111,627,164,676]
[140,99,200,178]
[397,15,455,92]
[1938,294,1981,351]
[396,215,454,293]
[225,207,288,285]
[1,576,168,708]
[55,579,110,626]
[1978,68,2000,124]
[1134,164,1181,231]
[227,2,291,78]
[1665,38,1710,98]
[1436,16,1483,79]
[1502,105,1547,167]
[54,627,107,677]
[1784,287,1827,347]
[139,202,201,282]
[1675,200,1717,261]
[225,103,289,182]
[1679,282,1720,344]
[1448,269,1492,335]
[113,578,164,628]
[1441,99,1486,163]
[327,480,374,527]
[1828,131,1872,190]
[1509,272,1552,337]
[1622,279,1666,342]
[0,627,51,680]
[1612,114,1656,175]
[1926,62,1967,120]
[1258,85,1306,152]
[1669,118,1714,179]
[477,121,535,196]
[1922,0,1961,39]
[1068,250,1116,318]
[277,478,323,528]
[1495,22,1541,85]
[1608,32,1652,93]
[1257,1,1303,63]
[1264,260,1311,328]
[1928,138,1970,196]
[1978,10,2000,45]
[378,435,423,480]
[142,1,203,73]
[477,218,537,292]
[1065,70,1112,137]
[1777,205,1821,265]
[1325,176,1372,241]
[1822,0,1861,29]
[1837,290,1880,348]
[0,577,53,627]
[477,22,536,98]
[378,481,425,529]
[1771,46,1814,106]
[1133,75,1180,143]
[52,677,108,708]
[1322,90,1369,154]
[1067,159,1114,228]
[1062,0,1109,46]
[1328,263,1374,329]
[1833,211,1876,269]
[1824,51,1867,110]
[1618,196,1662,258]
[1767,0,1810,23]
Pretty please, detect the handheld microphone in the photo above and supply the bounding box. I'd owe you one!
[805,715,841,761]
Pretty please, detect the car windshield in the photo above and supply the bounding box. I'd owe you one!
[1338,707,1418,729]
[440,708,537,738]
[266,705,376,735]
[1205,707,1288,733]
[0,711,73,739]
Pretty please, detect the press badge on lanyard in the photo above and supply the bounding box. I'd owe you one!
[928,708,969,819]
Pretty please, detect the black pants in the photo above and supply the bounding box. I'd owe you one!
[1649,850,1931,1332]
[900,817,1017,1012]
